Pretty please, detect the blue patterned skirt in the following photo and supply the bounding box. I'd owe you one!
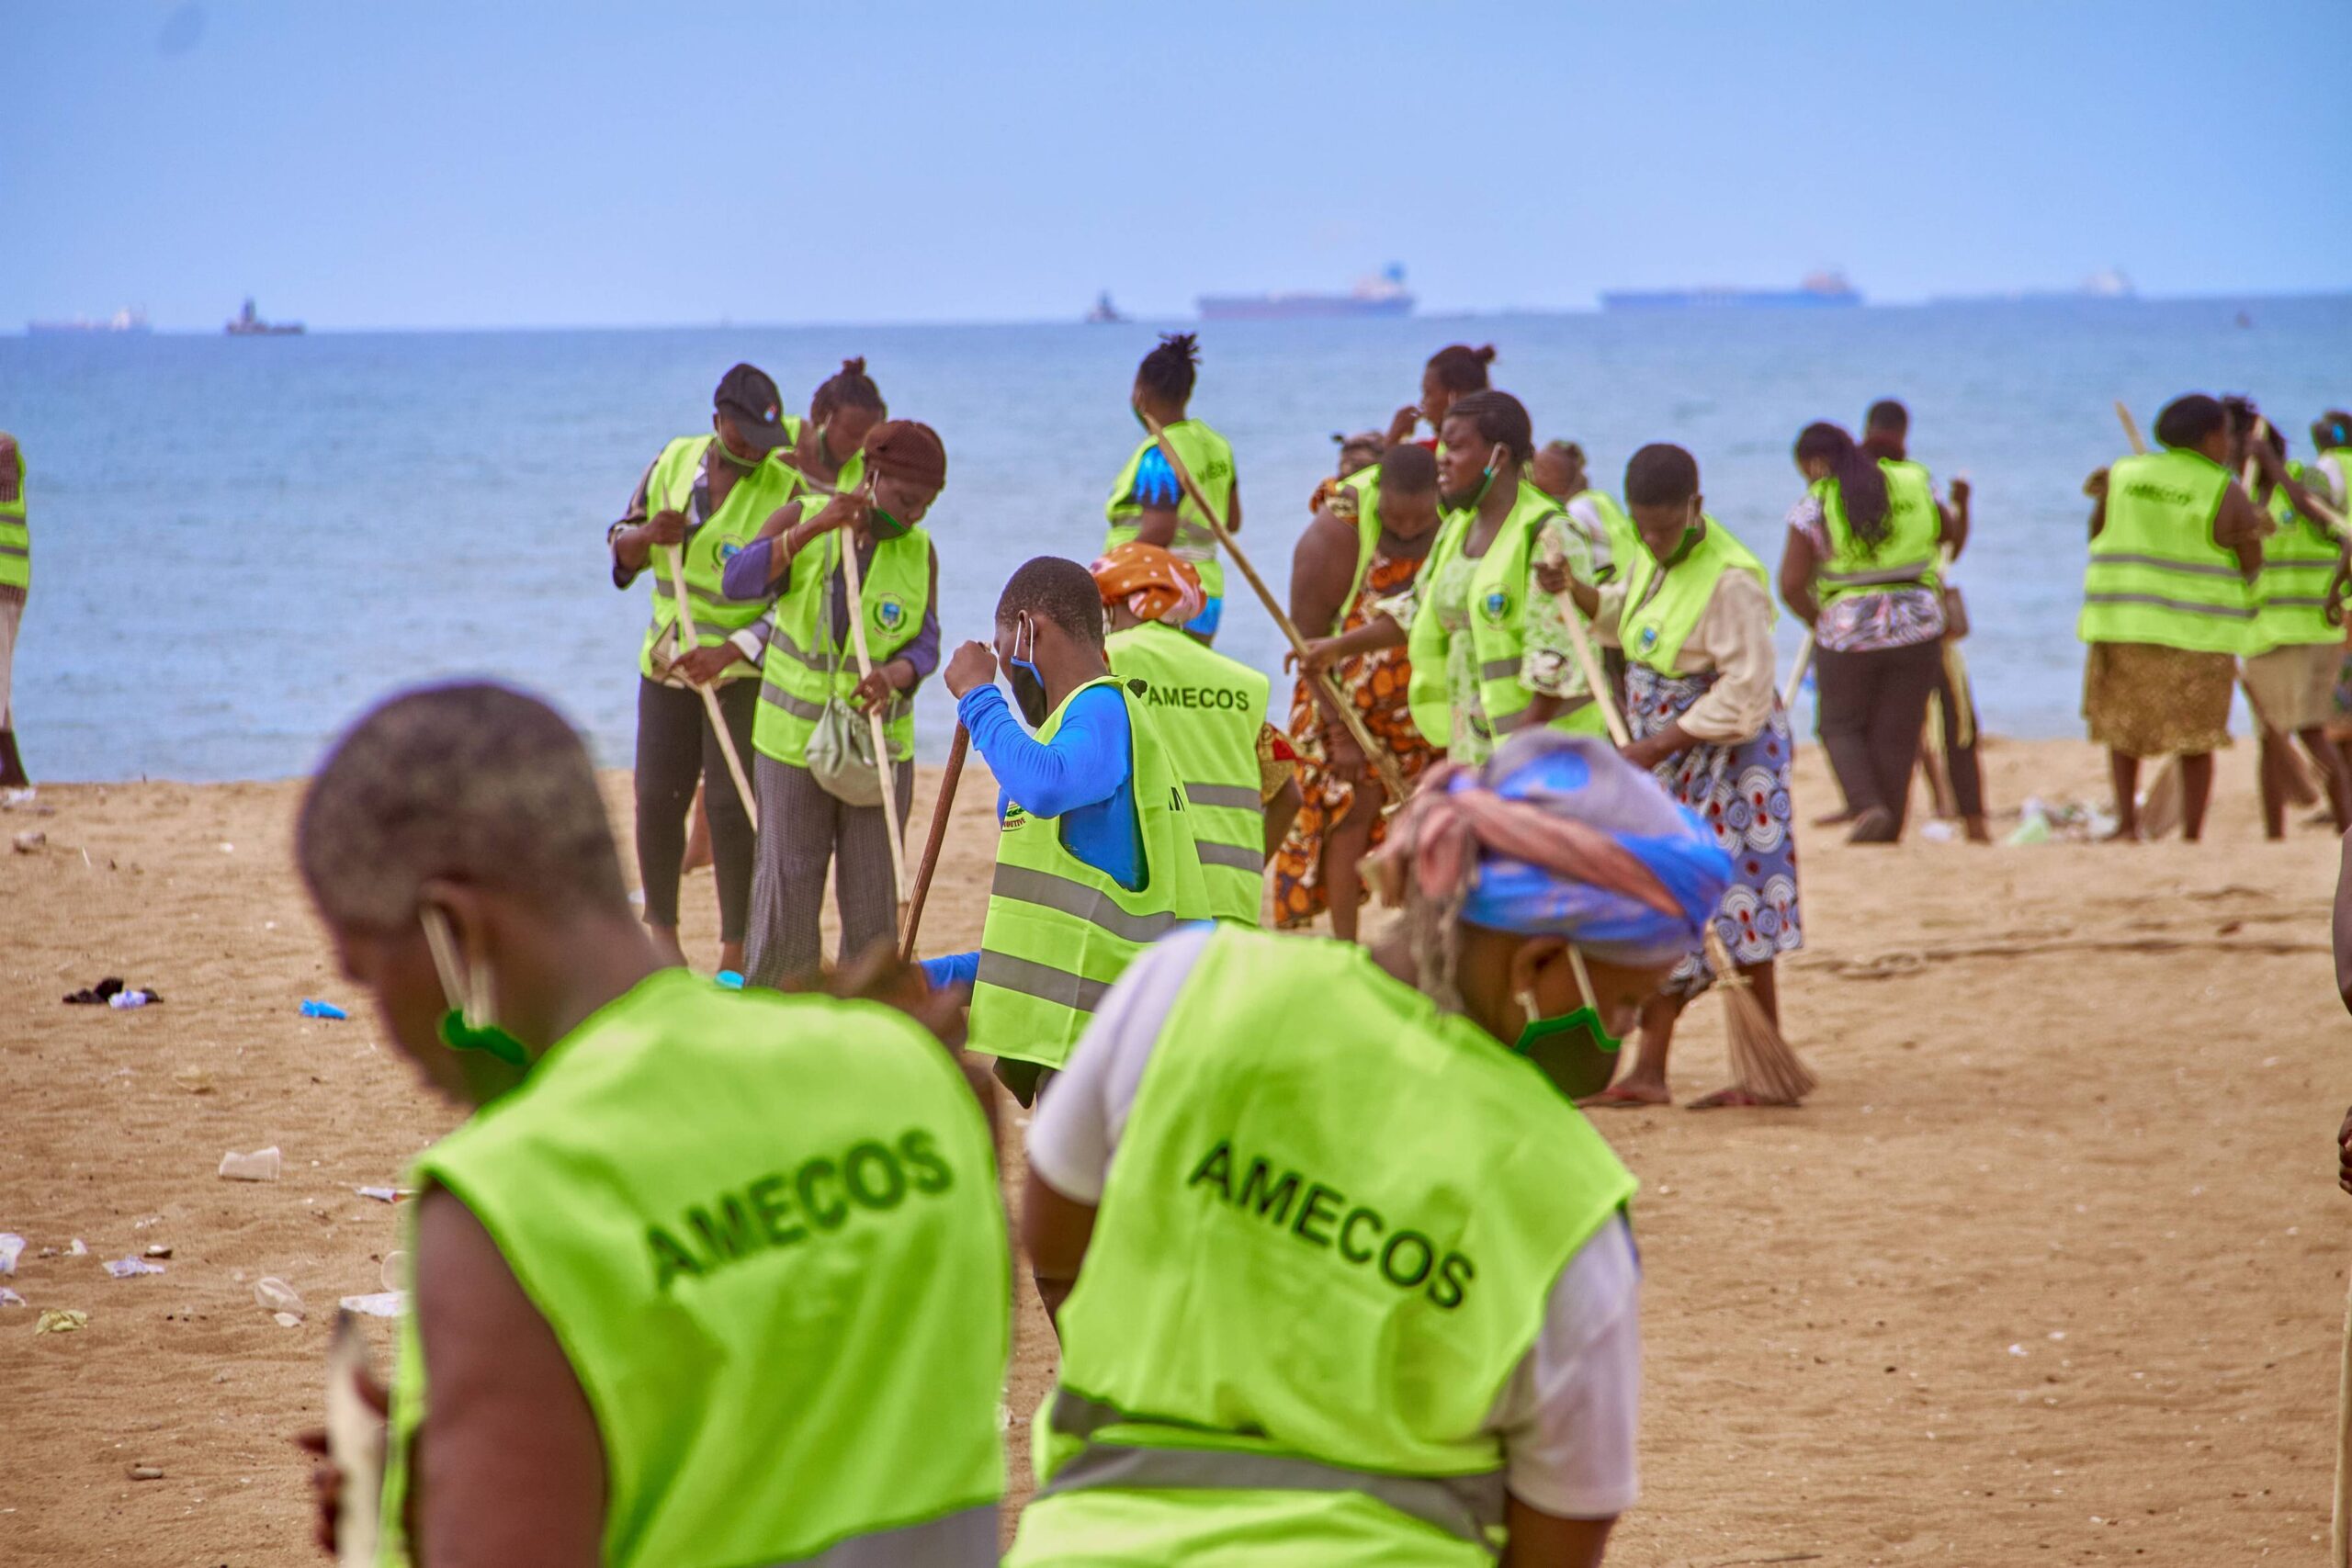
[1625,666,1804,998]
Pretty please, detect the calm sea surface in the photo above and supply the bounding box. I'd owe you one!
[3,298,2346,782]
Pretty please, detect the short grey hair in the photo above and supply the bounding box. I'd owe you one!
[297,682,628,931]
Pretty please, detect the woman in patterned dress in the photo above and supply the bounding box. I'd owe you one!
[1276,445,1445,938]
[1563,443,1804,1109]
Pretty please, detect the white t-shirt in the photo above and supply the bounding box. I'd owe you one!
[1027,925,1642,1520]
[2316,453,2348,513]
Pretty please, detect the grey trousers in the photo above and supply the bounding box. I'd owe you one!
[746,752,915,987]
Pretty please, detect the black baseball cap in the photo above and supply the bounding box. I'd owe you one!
[712,364,790,451]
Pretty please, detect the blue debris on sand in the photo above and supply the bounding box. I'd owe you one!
[300,999,350,1021]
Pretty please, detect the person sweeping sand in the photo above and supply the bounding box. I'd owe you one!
[291,682,1007,1565]
[1563,443,1804,1109]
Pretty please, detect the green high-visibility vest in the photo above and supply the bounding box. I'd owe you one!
[1104,420,1235,602]
[750,526,933,766]
[1620,516,1771,676]
[634,436,808,682]
[2079,447,2252,655]
[1008,927,1636,1567]
[1107,621,1271,924]
[0,445,24,592]
[968,678,1212,1070]
[1571,488,1638,585]
[1406,481,1608,750]
[378,970,1008,1568]
[1814,459,1942,608]
[2252,462,2343,652]
[1329,465,1386,632]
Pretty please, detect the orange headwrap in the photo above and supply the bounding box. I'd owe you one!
[1090,541,1204,626]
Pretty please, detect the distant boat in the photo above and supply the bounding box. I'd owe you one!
[2079,267,2135,299]
[226,298,304,336]
[28,306,151,335]
[1600,269,1861,311]
[1085,290,1127,324]
[1199,264,1414,321]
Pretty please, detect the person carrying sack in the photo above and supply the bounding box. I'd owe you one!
[1007,731,1733,1568]
[723,421,947,987]
[292,682,1008,1567]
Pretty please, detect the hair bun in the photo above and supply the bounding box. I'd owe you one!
[1475,344,1497,365]
[840,356,865,376]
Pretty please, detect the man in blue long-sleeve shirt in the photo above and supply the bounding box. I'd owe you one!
[925,558,1210,1100]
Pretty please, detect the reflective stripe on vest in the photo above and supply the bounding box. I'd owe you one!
[751,527,930,766]
[967,680,1211,1069]
[1407,485,1610,757]
[1104,421,1235,600]
[2079,448,2248,654]
[1039,1390,1505,1552]
[785,1506,997,1566]
[2254,464,2344,649]
[1107,622,1269,924]
[1815,460,1941,605]
[0,448,26,591]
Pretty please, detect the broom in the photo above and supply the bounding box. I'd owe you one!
[1538,541,1815,1106]
[832,502,912,936]
[1136,413,1411,805]
[899,724,968,962]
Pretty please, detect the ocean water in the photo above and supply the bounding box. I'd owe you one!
[3,297,2347,783]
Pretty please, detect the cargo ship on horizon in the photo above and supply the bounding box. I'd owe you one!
[1199,264,1414,321]
[1600,269,1861,311]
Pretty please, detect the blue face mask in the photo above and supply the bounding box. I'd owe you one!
[1007,612,1051,727]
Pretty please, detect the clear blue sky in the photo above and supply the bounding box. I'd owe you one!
[8,0,2346,330]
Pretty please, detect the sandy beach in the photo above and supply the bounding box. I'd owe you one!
[2,735,2345,1566]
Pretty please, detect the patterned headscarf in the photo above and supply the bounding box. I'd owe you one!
[1372,732,1732,1006]
[1090,540,1205,626]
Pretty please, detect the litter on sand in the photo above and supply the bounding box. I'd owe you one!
[0,1233,23,1274]
[300,999,349,1021]
[339,1291,406,1317]
[218,1146,283,1182]
[356,1186,416,1203]
[0,1288,25,1307]
[63,977,163,1006]
[103,1258,164,1279]
[34,1309,88,1334]
[254,1277,305,1320]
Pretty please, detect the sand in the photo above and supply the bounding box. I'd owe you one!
[3,737,2346,1565]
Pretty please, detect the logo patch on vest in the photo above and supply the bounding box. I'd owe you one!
[1638,625,1660,652]
[1479,589,1513,626]
[1185,1138,1476,1310]
[871,594,908,634]
[718,541,741,562]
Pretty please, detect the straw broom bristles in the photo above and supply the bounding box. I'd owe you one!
[1535,540,1815,1106]
[1704,915,1816,1106]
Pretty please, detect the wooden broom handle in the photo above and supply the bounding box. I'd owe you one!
[900,724,968,962]
[1136,414,1410,804]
